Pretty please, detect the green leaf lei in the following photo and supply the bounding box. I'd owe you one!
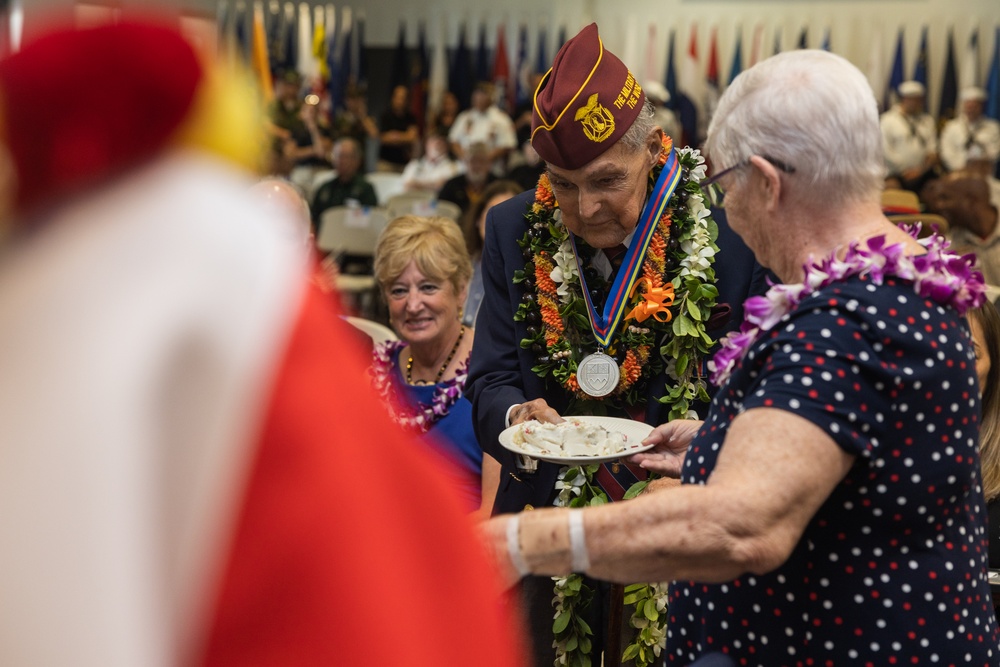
[515,141,720,667]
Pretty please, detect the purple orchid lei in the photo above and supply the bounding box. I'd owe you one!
[370,339,469,433]
[710,225,987,387]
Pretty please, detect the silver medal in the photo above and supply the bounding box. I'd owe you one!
[576,352,620,397]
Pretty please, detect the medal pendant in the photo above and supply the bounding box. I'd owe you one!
[576,351,620,397]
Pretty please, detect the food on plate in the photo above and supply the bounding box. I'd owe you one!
[511,418,637,458]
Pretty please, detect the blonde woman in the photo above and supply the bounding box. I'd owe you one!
[372,215,499,517]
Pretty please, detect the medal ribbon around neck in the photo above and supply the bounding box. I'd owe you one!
[571,146,682,347]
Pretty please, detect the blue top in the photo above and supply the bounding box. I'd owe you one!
[391,351,482,511]
[667,275,1000,665]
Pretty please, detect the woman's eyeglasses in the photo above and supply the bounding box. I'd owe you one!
[700,155,796,208]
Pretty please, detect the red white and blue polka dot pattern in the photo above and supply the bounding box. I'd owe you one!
[667,275,1000,666]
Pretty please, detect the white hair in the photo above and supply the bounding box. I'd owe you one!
[706,50,885,206]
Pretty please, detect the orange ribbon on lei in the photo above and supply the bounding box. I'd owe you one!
[625,277,675,323]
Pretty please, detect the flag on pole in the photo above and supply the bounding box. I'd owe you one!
[427,17,448,120]
[515,24,530,107]
[355,14,366,87]
[493,23,510,113]
[297,3,317,82]
[885,28,905,111]
[339,9,353,98]
[986,27,1000,121]
[705,27,721,127]
[664,28,677,110]
[820,28,831,52]
[796,27,807,49]
[475,22,490,84]
[252,3,273,100]
[450,23,472,108]
[391,21,408,89]
[866,26,885,111]
[913,26,929,110]
[961,28,981,90]
[749,24,763,67]
[729,27,743,85]
[644,24,659,85]
[410,22,428,131]
[535,26,548,76]
[677,24,704,147]
[939,28,958,121]
[557,25,567,52]
[773,28,781,56]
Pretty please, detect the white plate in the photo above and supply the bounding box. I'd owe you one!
[499,416,656,465]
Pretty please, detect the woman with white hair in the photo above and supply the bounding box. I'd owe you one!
[486,50,999,664]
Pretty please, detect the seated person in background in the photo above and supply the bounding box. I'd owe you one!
[460,180,522,327]
[880,80,939,192]
[437,141,497,218]
[940,87,1000,173]
[449,81,517,175]
[401,134,462,194]
[378,85,419,173]
[427,91,461,145]
[505,140,545,192]
[372,215,500,518]
[266,71,331,173]
[332,85,379,145]
[928,173,1000,285]
[310,137,378,232]
[968,302,1000,568]
[511,72,545,147]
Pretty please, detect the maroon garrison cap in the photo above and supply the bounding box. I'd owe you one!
[530,23,645,170]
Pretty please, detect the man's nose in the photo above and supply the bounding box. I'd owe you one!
[578,187,602,218]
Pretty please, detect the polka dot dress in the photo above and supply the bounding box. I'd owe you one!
[667,276,1000,666]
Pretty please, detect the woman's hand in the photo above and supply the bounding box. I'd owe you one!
[628,419,703,477]
[509,398,562,425]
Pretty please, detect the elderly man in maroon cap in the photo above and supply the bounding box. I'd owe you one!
[466,23,767,667]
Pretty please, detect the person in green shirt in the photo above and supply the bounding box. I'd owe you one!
[310,137,378,232]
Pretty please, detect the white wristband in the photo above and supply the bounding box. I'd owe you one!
[506,514,530,576]
[568,509,590,572]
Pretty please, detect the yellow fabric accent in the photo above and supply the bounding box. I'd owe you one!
[174,59,265,173]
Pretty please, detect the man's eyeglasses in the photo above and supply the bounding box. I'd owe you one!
[700,155,796,208]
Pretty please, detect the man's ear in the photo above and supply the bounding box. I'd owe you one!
[647,127,665,166]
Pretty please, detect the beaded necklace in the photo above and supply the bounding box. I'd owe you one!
[405,325,466,385]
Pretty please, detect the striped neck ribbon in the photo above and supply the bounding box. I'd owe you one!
[571,147,682,348]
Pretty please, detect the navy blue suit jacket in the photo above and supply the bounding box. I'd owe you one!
[466,189,771,514]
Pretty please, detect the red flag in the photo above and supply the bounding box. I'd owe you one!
[707,27,719,87]
[493,24,510,112]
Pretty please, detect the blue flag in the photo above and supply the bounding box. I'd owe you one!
[535,27,548,76]
[450,23,473,108]
[326,22,341,110]
[664,29,677,110]
[939,29,958,120]
[391,21,409,89]
[886,29,905,110]
[515,25,530,107]
[356,15,367,87]
[820,28,831,52]
[476,23,490,84]
[557,26,567,52]
[913,27,929,110]
[729,28,742,85]
[987,27,1000,121]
